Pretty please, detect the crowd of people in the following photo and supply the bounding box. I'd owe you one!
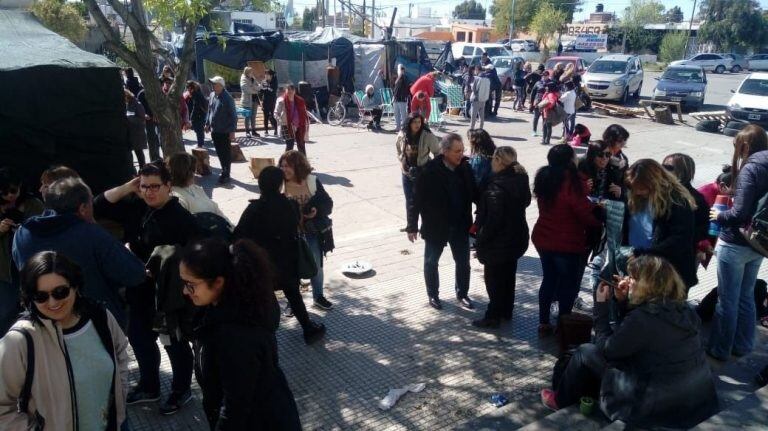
[2,59,768,430]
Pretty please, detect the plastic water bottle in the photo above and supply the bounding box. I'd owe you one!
[708,195,729,237]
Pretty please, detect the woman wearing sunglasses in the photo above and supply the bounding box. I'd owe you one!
[0,167,44,335]
[0,251,130,430]
[577,141,623,202]
[94,162,201,414]
[179,237,301,430]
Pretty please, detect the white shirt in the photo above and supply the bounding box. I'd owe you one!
[171,184,230,222]
[560,90,577,115]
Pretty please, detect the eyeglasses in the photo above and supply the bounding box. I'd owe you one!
[182,280,204,294]
[662,164,675,172]
[140,184,163,192]
[32,285,72,304]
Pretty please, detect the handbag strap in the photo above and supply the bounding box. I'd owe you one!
[10,328,34,414]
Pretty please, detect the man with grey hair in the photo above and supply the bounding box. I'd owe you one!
[408,133,478,310]
[12,177,145,327]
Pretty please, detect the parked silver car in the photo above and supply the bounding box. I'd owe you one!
[748,54,768,71]
[718,53,749,73]
[582,54,644,104]
[670,53,734,74]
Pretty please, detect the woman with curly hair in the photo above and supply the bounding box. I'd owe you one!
[180,237,301,430]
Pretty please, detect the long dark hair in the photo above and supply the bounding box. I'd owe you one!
[534,144,581,204]
[20,251,84,320]
[402,113,429,143]
[579,140,609,178]
[181,238,277,324]
[467,129,496,156]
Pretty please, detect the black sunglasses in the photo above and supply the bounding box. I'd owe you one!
[32,285,72,304]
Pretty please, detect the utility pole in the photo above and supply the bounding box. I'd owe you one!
[683,0,698,59]
[334,0,337,27]
[508,0,516,41]
[371,0,375,39]
[363,0,366,35]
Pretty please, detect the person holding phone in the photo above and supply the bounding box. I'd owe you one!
[541,255,718,428]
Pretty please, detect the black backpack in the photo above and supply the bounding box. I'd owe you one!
[10,327,44,429]
[193,212,233,241]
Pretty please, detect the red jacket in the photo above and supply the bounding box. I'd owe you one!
[532,176,601,254]
[410,74,435,98]
[410,95,431,119]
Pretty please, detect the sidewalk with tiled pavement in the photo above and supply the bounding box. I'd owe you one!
[126,85,768,430]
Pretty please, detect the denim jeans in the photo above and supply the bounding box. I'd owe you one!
[514,86,525,109]
[424,227,471,299]
[708,241,764,360]
[192,121,205,148]
[306,234,325,300]
[532,107,541,132]
[563,113,576,137]
[244,105,257,133]
[393,101,408,131]
[538,250,587,324]
[470,100,485,130]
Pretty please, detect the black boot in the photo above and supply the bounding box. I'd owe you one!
[303,321,326,345]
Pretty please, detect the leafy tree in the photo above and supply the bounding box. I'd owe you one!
[83,0,213,156]
[620,0,664,53]
[530,2,567,58]
[302,7,316,30]
[490,0,579,36]
[453,0,486,20]
[30,0,88,43]
[664,6,684,23]
[659,31,688,62]
[698,0,768,51]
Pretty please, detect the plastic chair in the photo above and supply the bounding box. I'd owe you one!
[428,97,443,129]
[379,87,394,119]
[353,90,374,128]
[440,84,465,117]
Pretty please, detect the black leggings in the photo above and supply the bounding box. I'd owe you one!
[554,343,606,407]
[263,103,277,132]
[280,277,311,329]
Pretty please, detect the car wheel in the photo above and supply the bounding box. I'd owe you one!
[620,88,629,105]
[715,65,726,74]
[725,121,748,131]
[731,65,742,73]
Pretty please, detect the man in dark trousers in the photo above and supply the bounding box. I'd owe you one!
[480,53,502,117]
[205,76,237,185]
[407,133,478,310]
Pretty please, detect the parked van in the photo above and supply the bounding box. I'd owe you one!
[452,43,512,66]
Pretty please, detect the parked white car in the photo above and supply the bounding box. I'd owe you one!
[671,53,734,74]
[726,72,768,128]
[451,43,512,66]
[748,54,768,71]
[508,39,538,52]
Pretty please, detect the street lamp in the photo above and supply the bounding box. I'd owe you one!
[508,0,516,42]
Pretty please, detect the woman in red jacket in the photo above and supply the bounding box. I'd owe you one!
[532,144,602,335]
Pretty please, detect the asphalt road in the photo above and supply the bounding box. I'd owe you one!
[639,70,749,111]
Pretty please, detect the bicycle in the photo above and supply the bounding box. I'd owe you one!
[327,87,353,126]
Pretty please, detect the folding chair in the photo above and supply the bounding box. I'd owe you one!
[379,87,394,120]
[442,84,465,117]
[428,97,444,130]
[353,90,373,128]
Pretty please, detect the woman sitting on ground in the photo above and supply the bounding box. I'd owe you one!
[541,255,718,428]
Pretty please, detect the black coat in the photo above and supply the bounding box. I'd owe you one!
[260,78,278,109]
[687,184,710,243]
[594,301,718,428]
[187,90,208,126]
[717,150,768,246]
[233,195,300,287]
[622,199,698,288]
[410,155,478,243]
[194,301,301,431]
[475,164,531,265]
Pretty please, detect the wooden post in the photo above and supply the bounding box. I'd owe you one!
[654,107,674,125]
[230,143,246,162]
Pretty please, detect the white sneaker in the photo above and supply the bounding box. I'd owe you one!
[532,131,540,137]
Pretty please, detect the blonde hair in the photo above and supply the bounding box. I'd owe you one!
[243,66,253,76]
[626,159,696,219]
[627,255,687,305]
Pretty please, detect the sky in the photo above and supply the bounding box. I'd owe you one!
[289,0,768,23]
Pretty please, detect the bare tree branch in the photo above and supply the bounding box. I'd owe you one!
[83,0,141,66]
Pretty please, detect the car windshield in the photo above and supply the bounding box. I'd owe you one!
[588,60,627,74]
[493,58,516,68]
[484,47,510,57]
[661,69,704,82]
[738,79,768,96]
[545,59,575,70]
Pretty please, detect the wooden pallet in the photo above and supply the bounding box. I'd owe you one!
[591,101,645,118]
[690,111,729,123]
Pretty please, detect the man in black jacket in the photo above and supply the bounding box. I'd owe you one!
[408,133,478,310]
